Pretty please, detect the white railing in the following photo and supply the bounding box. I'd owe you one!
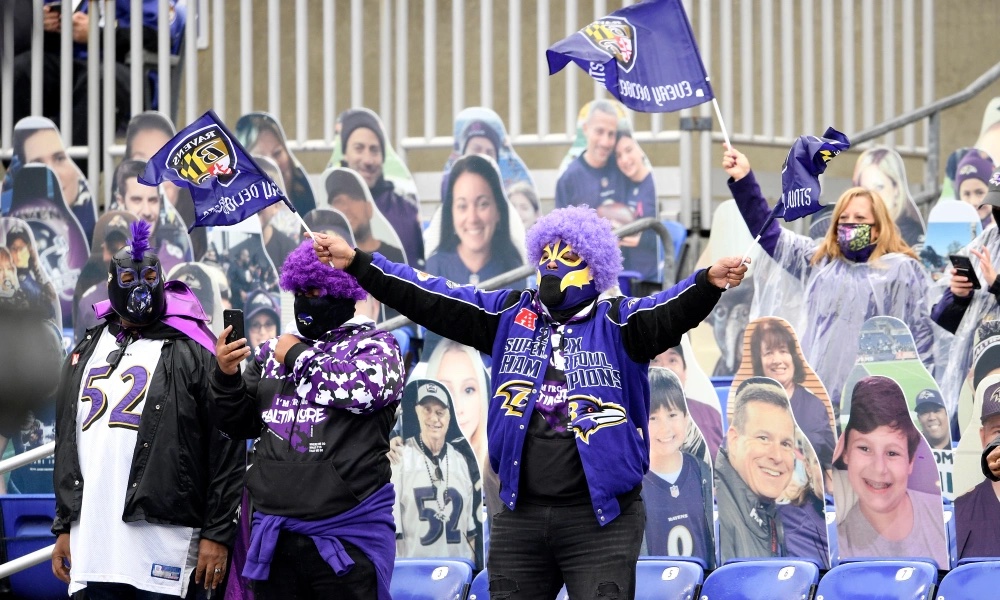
[2,0,935,229]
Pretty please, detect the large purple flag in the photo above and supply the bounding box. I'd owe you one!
[778,127,852,221]
[546,0,713,113]
[139,110,289,231]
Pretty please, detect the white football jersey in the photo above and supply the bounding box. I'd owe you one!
[69,330,199,597]
[392,437,476,561]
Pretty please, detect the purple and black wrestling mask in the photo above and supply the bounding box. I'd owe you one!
[536,240,598,311]
[107,221,165,326]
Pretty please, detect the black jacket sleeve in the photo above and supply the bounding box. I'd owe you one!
[188,343,245,546]
[345,250,519,354]
[619,270,724,363]
[207,352,265,441]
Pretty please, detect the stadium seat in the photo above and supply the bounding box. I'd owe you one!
[814,560,937,600]
[943,500,957,569]
[662,220,688,263]
[635,558,704,600]
[618,270,643,296]
[825,507,838,567]
[714,385,730,432]
[468,568,489,600]
[389,559,474,600]
[936,561,1000,599]
[699,559,818,599]
[0,494,64,600]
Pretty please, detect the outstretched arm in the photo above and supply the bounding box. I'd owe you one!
[620,257,748,363]
[311,232,516,354]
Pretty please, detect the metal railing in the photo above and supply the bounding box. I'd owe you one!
[2,0,936,226]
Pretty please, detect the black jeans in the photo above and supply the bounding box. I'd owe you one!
[488,498,645,600]
[252,531,377,600]
[83,579,215,600]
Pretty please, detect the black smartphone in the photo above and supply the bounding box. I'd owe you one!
[949,254,982,290]
[47,2,62,14]
[223,309,245,345]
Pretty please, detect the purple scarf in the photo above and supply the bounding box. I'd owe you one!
[94,280,217,353]
[243,483,396,600]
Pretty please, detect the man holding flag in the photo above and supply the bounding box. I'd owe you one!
[722,140,935,412]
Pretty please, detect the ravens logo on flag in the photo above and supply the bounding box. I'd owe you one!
[582,17,638,73]
[167,124,238,187]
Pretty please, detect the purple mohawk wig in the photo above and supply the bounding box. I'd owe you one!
[526,205,622,292]
[280,240,367,301]
[129,220,152,261]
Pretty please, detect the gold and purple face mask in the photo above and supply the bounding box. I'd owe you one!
[536,241,598,311]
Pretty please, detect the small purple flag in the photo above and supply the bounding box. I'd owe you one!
[139,110,290,231]
[546,0,713,113]
[777,127,852,221]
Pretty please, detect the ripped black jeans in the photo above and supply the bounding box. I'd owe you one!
[487,498,645,600]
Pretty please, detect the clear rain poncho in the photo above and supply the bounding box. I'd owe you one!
[932,225,1000,412]
[730,172,935,411]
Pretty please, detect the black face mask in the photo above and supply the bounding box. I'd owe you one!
[538,275,565,309]
[107,248,165,327]
[294,295,356,339]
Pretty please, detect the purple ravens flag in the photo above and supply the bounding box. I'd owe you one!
[546,0,713,113]
[777,127,852,221]
[138,110,290,232]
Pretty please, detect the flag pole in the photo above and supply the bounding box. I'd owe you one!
[711,97,731,149]
[725,203,780,290]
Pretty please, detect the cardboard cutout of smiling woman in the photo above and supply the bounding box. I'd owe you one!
[737,317,837,472]
[391,378,483,570]
[716,377,830,567]
[832,375,948,567]
[641,368,716,567]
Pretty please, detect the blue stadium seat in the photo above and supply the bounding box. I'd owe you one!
[825,506,838,567]
[936,561,1000,599]
[0,494,63,600]
[635,558,704,600]
[943,500,957,569]
[468,568,489,600]
[699,559,818,599]
[618,270,644,296]
[714,386,730,432]
[814,560,937,600]
[389,559,474,600]
[662,220,688,262]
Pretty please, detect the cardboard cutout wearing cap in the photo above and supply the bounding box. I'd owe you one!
[954,373,1000,559]
[321,167,408,266]
[72,211,139,342]
[9,164,88,330]
[391,378,483,569]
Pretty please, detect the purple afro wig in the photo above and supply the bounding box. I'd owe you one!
[526,205,622,292]
[280,240,367,301]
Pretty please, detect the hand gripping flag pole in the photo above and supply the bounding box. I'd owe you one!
[726,128,852,289]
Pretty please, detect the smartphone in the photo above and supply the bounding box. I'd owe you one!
[223,309,245,345]
[949,254,982,290]
[47,2,62,14]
